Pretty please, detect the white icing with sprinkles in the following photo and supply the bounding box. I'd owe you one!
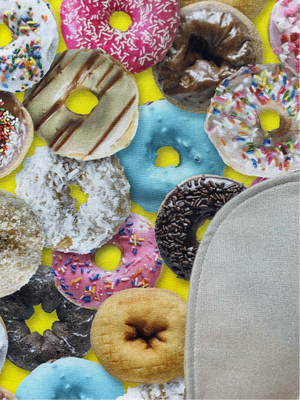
[60,0,181,73]
[205,64,300,177]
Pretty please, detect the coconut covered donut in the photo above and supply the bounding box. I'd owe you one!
[0,0,59,93]
[91,288,186,384]
[0,92,34,179]
[15,146,130,253]
[204,64,300,177]
[0,265,96,371]
[152,1,263,113]
[0,190,45,298]
[23,49,139,161]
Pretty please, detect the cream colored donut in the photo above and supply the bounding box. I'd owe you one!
[0,191,45,298]
[24,49,139,161]
[0,387,17,400]
[15,146,130,253]
[0,317,8,373]
[91,288,186,384]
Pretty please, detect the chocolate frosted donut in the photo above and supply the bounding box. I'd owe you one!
[0,265,96,371]
[155,175,247,280]
[152,1,263,113]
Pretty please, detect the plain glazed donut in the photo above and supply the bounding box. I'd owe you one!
[0,0,59,92]
[179,0,268,20]
[269,0,300,76]
[117,99,225,213]
[91,288,186,384]
[204,64,300,177]
[15,358,125,399]
[52,213,162,308]
[23,49,139,161]
[155,175,247,280]
[152,1,263,113]
[0,190,45,298]
[15,146,130,253]
[0,265,96,371]
[0,317,8,373]
[60,0,181,74]
[0,92,33,179]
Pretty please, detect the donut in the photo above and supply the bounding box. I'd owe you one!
[155,175,247,280]
[152,1,264,113]
[117,99,226,213]
[15,145,130,253]
[116,377,185,399]
[0,387,17,400]
[23,49,139,160]
[0,317,8,373]
[0,92,33,179]
[91,288,186,384]
[59,0,181,74]
[15,357,125,399]
[179,0,268,20]
[269,0,300,76]
[0,265,96,371]
[0,0,59,93]
[0,190,45,298]
[52,213,162,309]
[204,64,300,178]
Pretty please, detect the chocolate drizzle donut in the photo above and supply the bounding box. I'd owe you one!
[0,265,96,371]
[152,1,263,113]
[155,175,247,280]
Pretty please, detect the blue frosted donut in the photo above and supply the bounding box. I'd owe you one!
[15,357,125,400]
[117,100,225,212]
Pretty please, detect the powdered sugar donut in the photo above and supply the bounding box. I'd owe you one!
[15,146,130,253]
[117,377,185,399]
[52,213,162,309]
[269,0,300,76]
[60,0,181,74]
[205,64,300,177]
[0,0,59,92]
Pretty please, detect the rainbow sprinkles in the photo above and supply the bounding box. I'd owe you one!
[0,0,59,92]
[205,64,300,178]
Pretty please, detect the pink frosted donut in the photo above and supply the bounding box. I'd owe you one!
[59,0,181,74]
[52,213,162,309]
[269,0,300,75]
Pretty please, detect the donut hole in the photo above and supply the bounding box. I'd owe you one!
[155,147,180,167]
[259,110,280,132]
[94,245,122,271]
[109,11,132,32]
[26,305,58,335]
[69,184,89,212]
[188,35,223,67]
[65,90,99,115]
[125,320,168,348]
[0,22,12,47]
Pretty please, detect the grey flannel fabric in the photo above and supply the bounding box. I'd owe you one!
[185,172,299,399]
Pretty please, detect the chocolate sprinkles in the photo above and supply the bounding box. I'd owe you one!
[155,175,247,280]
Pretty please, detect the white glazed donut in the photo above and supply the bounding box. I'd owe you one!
[116,378,185,399]
[0,0,59,93]
[205,64,300,177]
[15,146,130,253]
[0,316,8,373]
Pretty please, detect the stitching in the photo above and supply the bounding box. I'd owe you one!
[190,178,299,399]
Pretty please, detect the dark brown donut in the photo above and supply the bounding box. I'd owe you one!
[152,1,263,113]
[155,175,247,280]
[0,265,96,371]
